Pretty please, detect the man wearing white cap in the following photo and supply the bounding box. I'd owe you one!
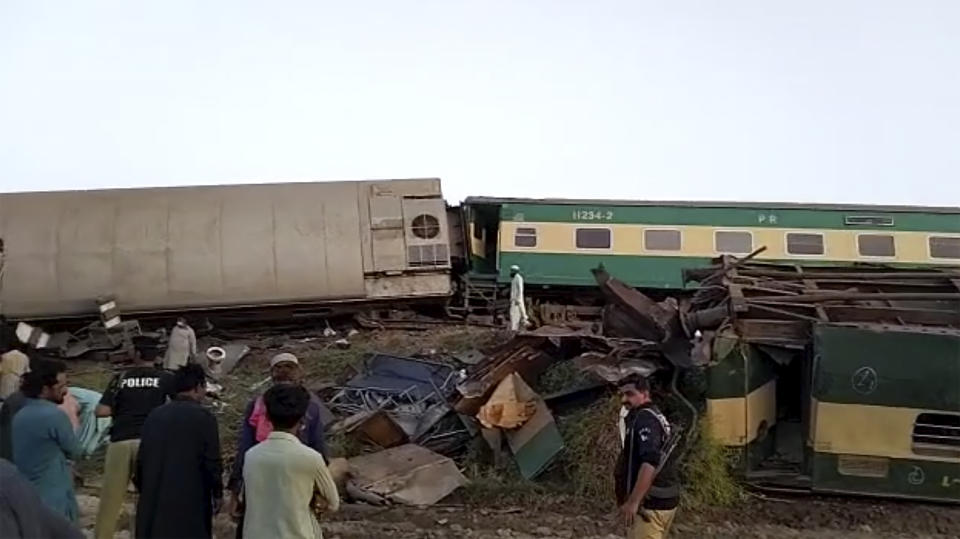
[227,352,329,537]
[509,265,530,331]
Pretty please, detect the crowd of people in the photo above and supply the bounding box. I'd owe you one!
[0,315,680,539]
[0,323,342,539]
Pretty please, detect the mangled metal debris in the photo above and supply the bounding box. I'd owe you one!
[327,353,470,454]
[477,373,538,429]
[681,257,960,346]
[572,352,658,383]
[475,373,565,479]
[350,410,409,448]
[454,336,559,415]
[591,266,697,367]
[346,444,467,506]
[592,266,677,342]
[501,380,564,480]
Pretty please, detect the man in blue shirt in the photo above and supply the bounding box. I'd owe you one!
[11,359,80,522]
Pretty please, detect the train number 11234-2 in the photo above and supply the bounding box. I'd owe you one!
[572,209,614,221]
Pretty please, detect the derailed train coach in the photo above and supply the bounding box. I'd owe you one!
[707,324,960,504]
[0,178,455,319]
[461,196,960,291]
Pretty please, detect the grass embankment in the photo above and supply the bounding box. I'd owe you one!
[68,327,741,513]
[462,371,742,512]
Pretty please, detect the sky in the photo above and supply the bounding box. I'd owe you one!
[1,1,958,206]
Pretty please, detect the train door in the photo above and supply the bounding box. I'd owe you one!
[463,203,501,275]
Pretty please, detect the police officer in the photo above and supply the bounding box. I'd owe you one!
[614,375,680,539]
[93,337,173,539]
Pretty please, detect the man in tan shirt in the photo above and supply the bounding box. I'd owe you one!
[241,384,339,539]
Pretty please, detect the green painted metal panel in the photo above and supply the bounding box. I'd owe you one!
[498,252,705,289]
[500,203,960,233]
[493,251,938,290]
[812,453,960,503]
[508,417,565,480]
[813,325,960,411]
[706,343,777,399]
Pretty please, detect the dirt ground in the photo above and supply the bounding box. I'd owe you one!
[65,324,960,539]
[314,496,960,538]
[74,495,960,539]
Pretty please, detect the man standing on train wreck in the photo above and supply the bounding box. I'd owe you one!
[509,265,530,331]
[615,375,680,539]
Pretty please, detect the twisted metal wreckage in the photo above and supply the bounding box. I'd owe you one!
[4,248,958,504]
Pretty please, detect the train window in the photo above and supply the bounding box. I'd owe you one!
[514,227,537,248]
[575,228,611,249]
[857,234,895,257]
[912,412,960,458]
[714,231,752,254]
[644,229,681,251]
[410,214,441,239]
[786,233,824,255]
[929,236,960,259]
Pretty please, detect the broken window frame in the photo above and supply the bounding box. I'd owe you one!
[785,232,825,256]
[714,230,753,255]
[856,233,896,258]
[574,227,612,250]
[643,228,682,252]
[929,235,960,260]
[514,227,538,248]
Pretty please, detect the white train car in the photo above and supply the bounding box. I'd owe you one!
[0,178,453,319]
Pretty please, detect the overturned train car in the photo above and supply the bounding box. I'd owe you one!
[0,178,456,319]
[708,324,960,503]
[693,263,960,504]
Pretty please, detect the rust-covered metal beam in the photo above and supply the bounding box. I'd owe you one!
[821,305,960,326]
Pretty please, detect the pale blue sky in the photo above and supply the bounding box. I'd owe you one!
[1,1,958,205]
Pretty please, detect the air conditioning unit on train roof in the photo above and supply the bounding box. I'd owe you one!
[401,198,450,269]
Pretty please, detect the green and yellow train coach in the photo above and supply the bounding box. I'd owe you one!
[463,197,960,290]
[708,324,960,503]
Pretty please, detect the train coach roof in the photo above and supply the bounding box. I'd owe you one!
[0,178,443,196]
[462,196,960,214]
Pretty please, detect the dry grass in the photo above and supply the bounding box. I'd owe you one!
[556,394,622,501]
[65,327,741,514]
[533,360,583,395]
[679,418,743,509]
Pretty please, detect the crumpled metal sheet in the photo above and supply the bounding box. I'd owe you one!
[572,352,659,383]
[454,337,558,415]
[346,354,456,401]
[593,267,678,342]
[347,444,467,506]
[501,377,564,480]
[476,373,538,429]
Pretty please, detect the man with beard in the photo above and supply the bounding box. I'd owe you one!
[135,364,222,539]
[11,359,80,521]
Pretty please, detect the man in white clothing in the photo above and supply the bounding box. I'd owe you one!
[509,265,530,331]
[242,384,339,539]
[163,318,197,370]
